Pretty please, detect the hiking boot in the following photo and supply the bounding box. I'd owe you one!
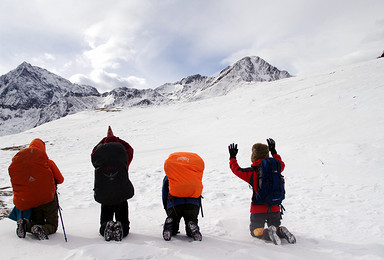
[113,221,123,241]
[16,218,26,238]
[162,217,173,241]
[104,220,115,241]
[278,226,296,244]
[187,221,202,241]
[267,225,281,245]
[31,225,49,240]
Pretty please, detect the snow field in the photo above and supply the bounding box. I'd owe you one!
[0,59,383,259]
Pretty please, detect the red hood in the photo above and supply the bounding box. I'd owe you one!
[29,138,46,153]
[103,136,120,143]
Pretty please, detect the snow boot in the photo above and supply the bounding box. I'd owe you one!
[16,218,26,238]
[267,225,281,245]
[163,217,173,241]
[104,220,115,241]
[31,225,49,240]
[278,226,296,244]
[187,221,202,241]
[113,221,123,241]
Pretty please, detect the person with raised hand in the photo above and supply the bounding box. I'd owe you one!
[228,138,296,245]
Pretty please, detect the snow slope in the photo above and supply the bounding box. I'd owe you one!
[0,59,383,259]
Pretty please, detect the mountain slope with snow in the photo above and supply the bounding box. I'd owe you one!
[156,56,291,100]
[0,56,290,137]
[0,62,101,136]
[0,59,383,259]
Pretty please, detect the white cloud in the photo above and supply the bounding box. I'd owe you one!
[70,70,146,93]
[1,0,384,91]
[44,53,56,61]
[83,37,136,71]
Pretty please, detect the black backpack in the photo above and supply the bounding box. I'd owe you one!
[250,158,285,208]
[92,142,134,205]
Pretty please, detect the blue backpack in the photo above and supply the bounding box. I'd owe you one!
[250,158,285,208]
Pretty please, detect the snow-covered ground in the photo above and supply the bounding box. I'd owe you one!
[0,59,383,259]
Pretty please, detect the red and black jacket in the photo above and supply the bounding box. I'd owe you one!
[229,154,285,213]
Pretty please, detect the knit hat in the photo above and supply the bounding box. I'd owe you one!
[251,143,269,162]
[107,126,114,137]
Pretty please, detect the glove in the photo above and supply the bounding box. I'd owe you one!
[228,143,238,159]
[267,138,277,155]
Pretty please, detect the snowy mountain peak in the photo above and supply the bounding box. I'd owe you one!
[156,56,291,100]
[0,63,100,109]
[16,61,33,70]
[192,56,291,99]
[0,63,101,135]
[214,56,291,84]
[13,62,61,85]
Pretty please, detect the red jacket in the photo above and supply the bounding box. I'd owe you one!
[29,138,64,184]
[91,136,134,170]
[229,154,285,213]
[9,138,64,210]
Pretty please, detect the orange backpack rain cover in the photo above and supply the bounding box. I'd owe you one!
[164,152,204,198]
[8,148,56,211]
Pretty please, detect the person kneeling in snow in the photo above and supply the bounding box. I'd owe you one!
[8,138,64,240]
[228,139,296,245]
[91,126,134,241]
[162,152,204,241]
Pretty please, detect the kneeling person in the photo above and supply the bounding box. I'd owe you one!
[8,138,64,240]
[91,126,134,241]
[228,139,296,245]
[162,152,204,241]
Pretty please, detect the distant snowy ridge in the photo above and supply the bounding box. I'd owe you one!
[0,56,291,136]
[156,56,291,100]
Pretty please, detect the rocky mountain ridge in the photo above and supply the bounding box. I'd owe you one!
[155,56,291,100]
[0,56,291,136]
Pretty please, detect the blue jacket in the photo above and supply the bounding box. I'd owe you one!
[162,176,201,212]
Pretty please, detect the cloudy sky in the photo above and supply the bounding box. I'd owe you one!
[1,0,383,92]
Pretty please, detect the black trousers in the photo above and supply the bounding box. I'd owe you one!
[250,212,281,230]
[99,200,130,237]
[27,195,59,235]
[250,212,282,240]
[166,204,199,236]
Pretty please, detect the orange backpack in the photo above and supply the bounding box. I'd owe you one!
[8,147,56,211]
[164,152,204,198]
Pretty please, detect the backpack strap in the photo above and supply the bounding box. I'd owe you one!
[249,165,261,204]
